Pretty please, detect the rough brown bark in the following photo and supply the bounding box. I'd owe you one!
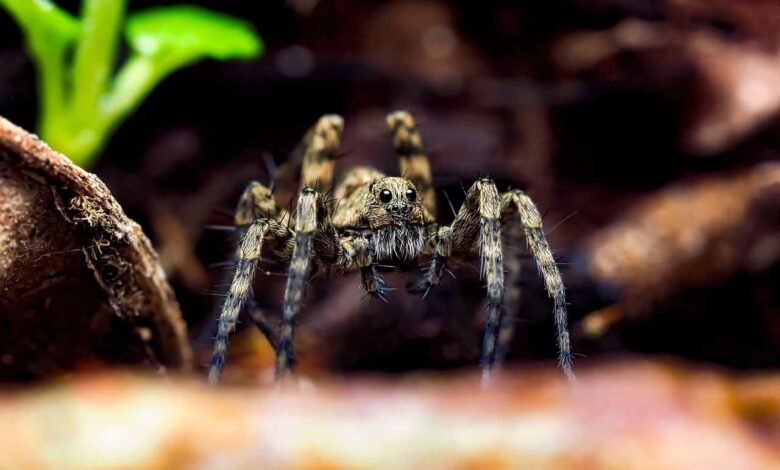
[0,115,192,381]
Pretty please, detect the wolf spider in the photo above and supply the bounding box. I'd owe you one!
[209,111,574,383]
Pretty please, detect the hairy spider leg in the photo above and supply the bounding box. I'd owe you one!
[413,178,505,382]
[213,112,345,382]
[209,218,294,385]
[275,188,321,378]
[244,291,279,352]
[501,190,575,382]
[234,181,286,226]
[474,180,504,382]
[355,236,388,299]
[233,181,288,356]
[298,114,344,193]
[386,111,436,220]
[273,115,344,191]
[495,221,526,365]
[275,114,392,376]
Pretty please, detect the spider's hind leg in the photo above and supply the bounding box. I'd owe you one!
[234,181,285,226]
[274,114,344,193]
[387,111,436,219]
[299,114,344,193]
[495,222,526,366]
[244,292,279,352]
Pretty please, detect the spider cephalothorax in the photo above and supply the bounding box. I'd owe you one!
[346,176,428,263]
[209,111,574,384]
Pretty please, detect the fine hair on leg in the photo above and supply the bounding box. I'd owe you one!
[411,178,505,382]
[274,114,344,191]
[234,181,284,226]
[275,187,320,379]
[386,111,436,219]
[502,190,575,381]
[299,115,344,193]
[472,180,504,383]
[209,219,292,384]
[495,221,526,365]
[353,235,388,299]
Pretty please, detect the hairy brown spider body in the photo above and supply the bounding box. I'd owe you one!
[209,111,574,384]
[336,175,428,261]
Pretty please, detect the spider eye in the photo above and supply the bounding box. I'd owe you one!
[378,189,393,203]
[405,188,417,202]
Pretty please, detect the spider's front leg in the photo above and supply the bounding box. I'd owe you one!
[413,178,505,381]
[233,181,289,350]
[353,236,390,300]
[414,180,575,382]
[209,216,294,385]
[501,190,575,381]
[275,187,331,379]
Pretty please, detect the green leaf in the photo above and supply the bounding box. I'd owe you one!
[0,1,263,167]
[125,5,262,61]
[0,0,80,44]
[102,4,262,146]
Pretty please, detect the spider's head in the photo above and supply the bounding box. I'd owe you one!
[364,177,426,262]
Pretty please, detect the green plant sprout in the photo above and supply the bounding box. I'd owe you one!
[0,0,262,166]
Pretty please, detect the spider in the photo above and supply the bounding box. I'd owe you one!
[209,111,574,384]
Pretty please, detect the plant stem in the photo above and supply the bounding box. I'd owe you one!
[35,39,69,146]
[70,0,126,127]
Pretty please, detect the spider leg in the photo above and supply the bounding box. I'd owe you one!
[386,111,436,220]
[473,181,505,383]
[225,181,286,357]
[413,178,505,381]
[243,291,279,352]
[234,181,286,226]
[408,223,451,295]
[333,235,389,300]
[299,114,344,193]
[495,223,526,365]
[209,218,294,385]
[354,236,389,299]
[275,187,321,379]
[502,190,575,381]
[273,114,344,192]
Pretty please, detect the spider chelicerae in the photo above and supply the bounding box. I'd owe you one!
[209,111,574,383]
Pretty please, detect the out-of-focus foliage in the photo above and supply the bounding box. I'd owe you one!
[0,0,262,166]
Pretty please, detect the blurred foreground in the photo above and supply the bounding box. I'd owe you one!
[0,360,778,469]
